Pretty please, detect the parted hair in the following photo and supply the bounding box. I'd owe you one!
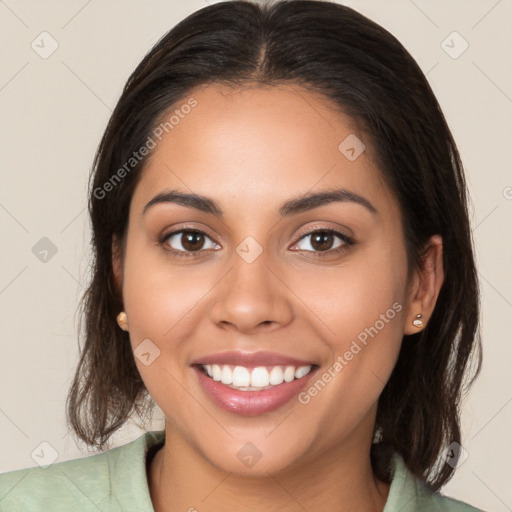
[66,0,482,491]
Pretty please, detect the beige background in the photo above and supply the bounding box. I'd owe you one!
[0,1,511,510]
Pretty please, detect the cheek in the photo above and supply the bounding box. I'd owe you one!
[292,242,407,410]
[120,243,214,419]
[121,231,208,339]
[292,240,407,345]
[120,235,225,402]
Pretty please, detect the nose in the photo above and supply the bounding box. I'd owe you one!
[209,248,294,334]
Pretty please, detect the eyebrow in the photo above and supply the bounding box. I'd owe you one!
[142,188,378,218]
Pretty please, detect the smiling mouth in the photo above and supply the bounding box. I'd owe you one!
[195,363,318,391]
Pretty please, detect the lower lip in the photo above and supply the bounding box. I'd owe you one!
[193,366,318,416]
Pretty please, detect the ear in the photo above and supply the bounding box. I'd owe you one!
[112,235,124,298]
[403,235,444,335]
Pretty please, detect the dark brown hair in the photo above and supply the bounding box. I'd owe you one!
[66,0,482,491]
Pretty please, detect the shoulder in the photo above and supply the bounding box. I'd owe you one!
[0,430,165,512]
[384,452,487,512]
[0,449,111,512]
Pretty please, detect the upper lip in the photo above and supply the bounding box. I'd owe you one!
[191,350,317,367]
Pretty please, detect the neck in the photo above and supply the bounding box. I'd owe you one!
[148,426,390,512]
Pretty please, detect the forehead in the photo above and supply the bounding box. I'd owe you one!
[131,83,397,221]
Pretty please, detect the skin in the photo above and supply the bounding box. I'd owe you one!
[112,83,444,512]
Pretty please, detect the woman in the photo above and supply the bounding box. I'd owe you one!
[0,1,485,510]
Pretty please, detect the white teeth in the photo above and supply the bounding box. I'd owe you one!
[283,366,295,382]
[212,364,222,381]
[295,366,312,379]
[232,366,251,387]
[201,363,314,389]
[269,366,284,385]
[220,365,233,385]
[251,367,270,387]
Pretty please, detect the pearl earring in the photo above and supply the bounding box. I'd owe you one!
[412,314,423,328]
[116,311,129,331]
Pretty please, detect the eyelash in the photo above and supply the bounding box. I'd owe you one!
[159,227,355,259]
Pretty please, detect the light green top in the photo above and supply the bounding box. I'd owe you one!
[0,431,485,511]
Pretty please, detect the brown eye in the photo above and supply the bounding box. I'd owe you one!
[181,231,205,251]
[294,229,350,253]
[310,231,335,251]
[161,229,220,255]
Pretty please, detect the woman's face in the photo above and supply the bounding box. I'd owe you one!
[116,83,421,475]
